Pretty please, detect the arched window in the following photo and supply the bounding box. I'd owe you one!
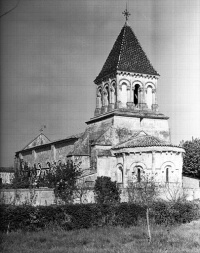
[97,88,102,108]
[166,167,169,183]
[117,166,123,183]
[103,88,109,106]
[111,83,116,104]
[137,168,141,182]
[121,83,128,107]
[105,86,110,104]
[146,85,153,109]
[134,84,140,105]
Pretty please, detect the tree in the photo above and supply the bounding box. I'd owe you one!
[164,181,188,203]
[11,161,31,189]
[73,178,90,204]
[127,173,160,243]
[182,138,200,179]
[46,160,82,204]
[94,176,121,205]
[0,0,20,19]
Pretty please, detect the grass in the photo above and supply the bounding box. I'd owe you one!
[1,220,200,253]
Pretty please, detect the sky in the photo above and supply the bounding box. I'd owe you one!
[0,0,200,167]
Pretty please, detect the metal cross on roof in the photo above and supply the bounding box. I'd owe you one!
[39,125,46,133]
[122,5,131,22]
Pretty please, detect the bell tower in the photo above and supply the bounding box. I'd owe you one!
[86,8,170,143]
[94,8,159,116]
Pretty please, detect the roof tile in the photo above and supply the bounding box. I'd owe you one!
[113,135,174,149]
[95,24,159,82]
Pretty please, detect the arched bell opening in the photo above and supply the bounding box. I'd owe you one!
[133,84,140,106]
[95,87,103,116]
[109,83,117,111]
[111,83,116,103]
[137,168,141,182]
[97,88,102,108]
[121,82,128,107]
[105,85,110,106]
[146,85,153,109]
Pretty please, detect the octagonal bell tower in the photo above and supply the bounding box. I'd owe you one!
[86,10,170,143]
[94,21,160,116]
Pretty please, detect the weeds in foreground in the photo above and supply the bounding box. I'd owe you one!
[1,220,200,253]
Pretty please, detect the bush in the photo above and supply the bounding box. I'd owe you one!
[0,201,199,233]
[182,138,200,179]
[0,203,146,232]
[153,201,199,225]
[94,176,121,205]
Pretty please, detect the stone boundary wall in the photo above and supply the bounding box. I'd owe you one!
[0,187,200,206]
[184,188,200,201]
[0,188,55,206]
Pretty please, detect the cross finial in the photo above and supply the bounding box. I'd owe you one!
[122,3,131,22]
[39,125,46,133]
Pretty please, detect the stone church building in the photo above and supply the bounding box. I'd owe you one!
[15,17,185,189]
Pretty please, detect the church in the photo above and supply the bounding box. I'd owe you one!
[14,11,185,189]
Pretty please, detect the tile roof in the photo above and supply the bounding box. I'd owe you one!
[95,23,159,83]
[113,135,174,149]
[17,133,83,153]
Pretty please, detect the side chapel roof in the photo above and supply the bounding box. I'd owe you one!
[113,134,174,149]
[94,23,159,83]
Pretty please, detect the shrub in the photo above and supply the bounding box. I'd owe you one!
[153,201,199,225]
[0,201,199,233]
[0,203,145,232]
[181,138,200,179]
[94,176,121,205]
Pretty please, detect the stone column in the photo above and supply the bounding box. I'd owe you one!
[94,94,101,116]
[152,89,158,112]
[130,86,133,103]
[116,86,122,109]
[108,87,115,111]
[127,87,133,109]
[138,87,143,108]
[152,89,156,105]
[101,90,108,113]
[144,88,147,105]
[113,87,117,109]
[139,87,147,110]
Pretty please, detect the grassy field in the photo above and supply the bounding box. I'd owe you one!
[1,220,200,253]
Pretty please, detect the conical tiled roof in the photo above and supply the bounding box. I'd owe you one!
[95,23,159,83]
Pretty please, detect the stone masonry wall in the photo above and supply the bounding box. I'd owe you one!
[19,139,77,168]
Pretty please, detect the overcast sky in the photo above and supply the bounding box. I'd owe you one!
[0,0,200,167]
